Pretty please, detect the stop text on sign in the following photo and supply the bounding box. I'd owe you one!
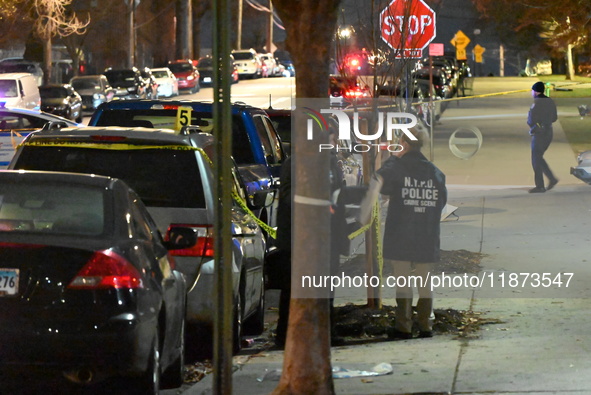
[382,15,433,36]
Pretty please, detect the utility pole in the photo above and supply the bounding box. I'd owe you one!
[266,1,273,53]
[237,0,243,50]
[499,44,504,77]
[212,0,233,392]
[176,0,193,59]
[127,0,135,67]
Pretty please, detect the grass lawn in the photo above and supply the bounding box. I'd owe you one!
[537,75,591,154]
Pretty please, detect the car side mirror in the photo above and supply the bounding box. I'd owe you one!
[164,226,198,250]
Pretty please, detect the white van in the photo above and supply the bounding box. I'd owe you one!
[0,73,41,110]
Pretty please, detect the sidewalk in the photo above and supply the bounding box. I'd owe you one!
[177,77,591,395]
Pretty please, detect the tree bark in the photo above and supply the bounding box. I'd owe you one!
[43,35,52,85]
[271,1,341,394]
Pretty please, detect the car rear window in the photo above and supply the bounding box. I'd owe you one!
[0,182,105,236]
[94,109,256,164]
[232,52,254,61]
[12,147,207,208]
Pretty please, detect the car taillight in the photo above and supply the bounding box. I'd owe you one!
[166,224,214,257]
[68,250,144,290]
[344,88,365,99]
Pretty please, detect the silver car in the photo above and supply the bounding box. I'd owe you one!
[9,126,267,354]
[70,75,115,111]
[571,151,591,184]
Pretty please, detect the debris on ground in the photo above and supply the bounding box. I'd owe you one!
[333,304,502,340]
[184,361,213,384]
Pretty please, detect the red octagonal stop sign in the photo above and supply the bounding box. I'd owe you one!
[380,0,436,59]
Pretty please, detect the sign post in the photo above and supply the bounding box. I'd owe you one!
[427,43,443,161]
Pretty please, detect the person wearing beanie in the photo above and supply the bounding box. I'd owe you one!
[527,81,558,193]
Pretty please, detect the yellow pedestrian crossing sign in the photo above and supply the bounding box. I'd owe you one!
[451,30,470,49]
[474,44,485,63]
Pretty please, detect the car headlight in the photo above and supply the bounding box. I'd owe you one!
[93,93,104,100]
[127,87,137,93]
[187,75,194,81]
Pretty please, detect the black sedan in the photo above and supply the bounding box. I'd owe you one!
[0,170,191,394]
[39,84,83,123]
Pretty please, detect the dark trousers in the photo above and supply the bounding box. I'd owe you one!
[531,131,556,188]
[274,250,291,345]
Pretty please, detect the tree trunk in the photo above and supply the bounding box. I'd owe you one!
[191,0,212,59]
[271,1,341,394]
[566,44,575,81]
[176,0,192,59]
[43,36,52,85]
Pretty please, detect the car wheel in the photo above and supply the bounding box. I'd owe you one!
[75,114,83,124]
[233,293,243,355]
[130,329,160,395]
[161,318,185,389]
[243,275,265,335]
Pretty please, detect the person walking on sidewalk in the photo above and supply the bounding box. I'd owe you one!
[358,130,447,339]
[528,81,559,193]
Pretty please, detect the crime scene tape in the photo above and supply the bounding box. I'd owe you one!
[20,140,278,240]
[437,81,591,103]
[11,131,23,149]
[347,202,383,276]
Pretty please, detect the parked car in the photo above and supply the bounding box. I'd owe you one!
[140,67,159,99]
[232,49,263,79]
[167,60,200,93]
[274,50,295,76]
[151,67,179,97]
[329,75,370,107]
[9,127,268,354]
[571,151,591,184]
[258,53,282,77]
[0,170,189,393]
[413,67,453,99]
[0,73,41,110]
[197,55,239,85]
[103,67,148,100]
[89,99,286,234]
[39,83,83,123]
[0,58,44,86]
[0,106,80,168]
[70,74,115,111]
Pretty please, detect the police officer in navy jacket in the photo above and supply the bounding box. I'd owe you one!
[527,81,558,193]
[359,129,446,339]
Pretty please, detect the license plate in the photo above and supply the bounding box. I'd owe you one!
[204,77,212,83]
[0,269,19,296]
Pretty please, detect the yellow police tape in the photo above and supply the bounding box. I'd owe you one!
[437,81,591,103]
[21,140,278,240]
[347,202,383,276]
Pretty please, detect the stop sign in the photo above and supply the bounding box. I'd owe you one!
[380,0,436,58]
